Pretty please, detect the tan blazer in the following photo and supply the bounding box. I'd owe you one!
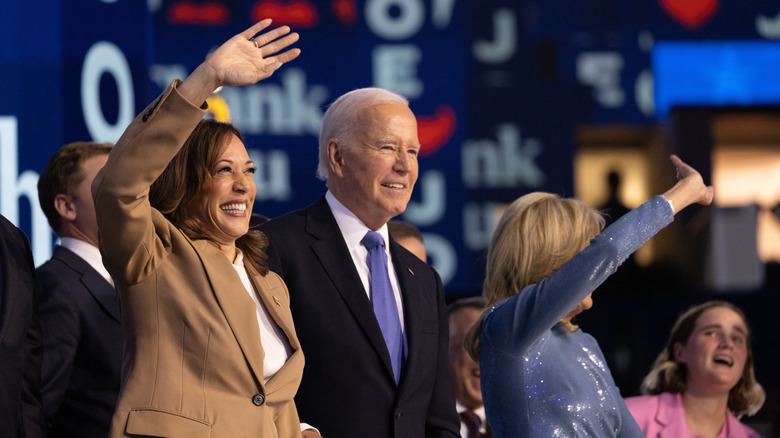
[92,80,304,438]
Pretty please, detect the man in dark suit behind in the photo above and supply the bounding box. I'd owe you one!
[261,88,460,438]
[0,214,45,438]
[34,142,121,437]
[448,297,490,438]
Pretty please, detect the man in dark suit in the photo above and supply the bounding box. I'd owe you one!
[448,297,491,438]
[35,142,121,437]
[0,214,46,438]
[261,88,460,438]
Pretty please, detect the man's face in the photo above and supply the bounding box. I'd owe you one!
[71,154,108,246]
[328,103,419,230]
[395,236,427,262]
[449,306,483,410]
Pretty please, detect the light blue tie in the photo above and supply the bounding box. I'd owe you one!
[362,231,405,384]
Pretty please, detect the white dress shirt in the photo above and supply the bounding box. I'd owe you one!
[325,190,406,333]
[456,400,488,436]
[232,250,292,383]
[233,252,319,434]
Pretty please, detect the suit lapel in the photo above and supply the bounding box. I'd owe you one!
[247,267,293,348]
[246,266,304,396]
[0,220,34,337]
[390,241,423,390]
[656,392,690,438]
[82,273,121,323]
[190,239,266,387]
[305,198,397,383]
[55,246,121,323]
[0,240,18,335]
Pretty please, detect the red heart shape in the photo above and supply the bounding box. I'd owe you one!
[660,0,719,29]
[332,0,357,26]
[168,1,230,25]
[252,0,319,27]
[417,105,456,158]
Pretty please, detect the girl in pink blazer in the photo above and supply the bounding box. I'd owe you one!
[626,301,764,438]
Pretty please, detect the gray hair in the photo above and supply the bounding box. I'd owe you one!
[316,87,409,181]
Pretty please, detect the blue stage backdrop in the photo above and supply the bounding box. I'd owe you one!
[2,0,780,296]
[1,0,151,267]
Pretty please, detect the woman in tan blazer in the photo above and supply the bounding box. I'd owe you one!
[92,21,312,437]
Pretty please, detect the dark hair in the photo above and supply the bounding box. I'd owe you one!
[387,220,423,243]
[37,142,113,233]
[448,296,485,316]
[448,296,486,364]
[640,301,765,418]
[149,119,269,275]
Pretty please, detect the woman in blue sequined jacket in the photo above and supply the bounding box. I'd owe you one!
[464,155,714,437]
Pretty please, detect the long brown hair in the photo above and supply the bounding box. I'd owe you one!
[640,301,765,418]
[465,192,603,360]
[149,119,269,275]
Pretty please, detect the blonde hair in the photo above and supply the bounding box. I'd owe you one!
[465,192,603,360]
[640,301,765,418]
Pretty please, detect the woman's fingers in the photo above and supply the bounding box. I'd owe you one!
[242,21,301,70]
[258,31,300,58]
[266,48,302,66]
[199,19,301,88]
[670,154,699,180]
[670,155,714,205]
[241,19,273,40]
[252,25,294,48]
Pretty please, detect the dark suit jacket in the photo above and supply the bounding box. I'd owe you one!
[261,196,460,438]
[0,215,45,438]
[35,245,122,437]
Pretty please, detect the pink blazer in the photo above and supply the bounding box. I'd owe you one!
[625,392,761,438]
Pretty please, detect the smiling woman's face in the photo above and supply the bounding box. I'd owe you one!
[190,134,256,247]
[674,306,749,395]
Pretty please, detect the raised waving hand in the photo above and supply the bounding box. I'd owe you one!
[179,19,301,104]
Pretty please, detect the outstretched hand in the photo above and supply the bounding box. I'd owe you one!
[663,154,714,214]
[179,19,300,104]
[205,19,300,87]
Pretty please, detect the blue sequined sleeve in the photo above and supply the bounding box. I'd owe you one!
[482,196,674,354]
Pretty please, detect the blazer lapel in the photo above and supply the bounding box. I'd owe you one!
[725,409,751,438]
[190,239,266,387]
[657,392,690,438]
[247,266,304,397]
[247,267,296,349]
[56,247,121,323]
[305,197,396,383]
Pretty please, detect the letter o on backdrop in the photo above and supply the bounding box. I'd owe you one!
[81,41,134,142]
